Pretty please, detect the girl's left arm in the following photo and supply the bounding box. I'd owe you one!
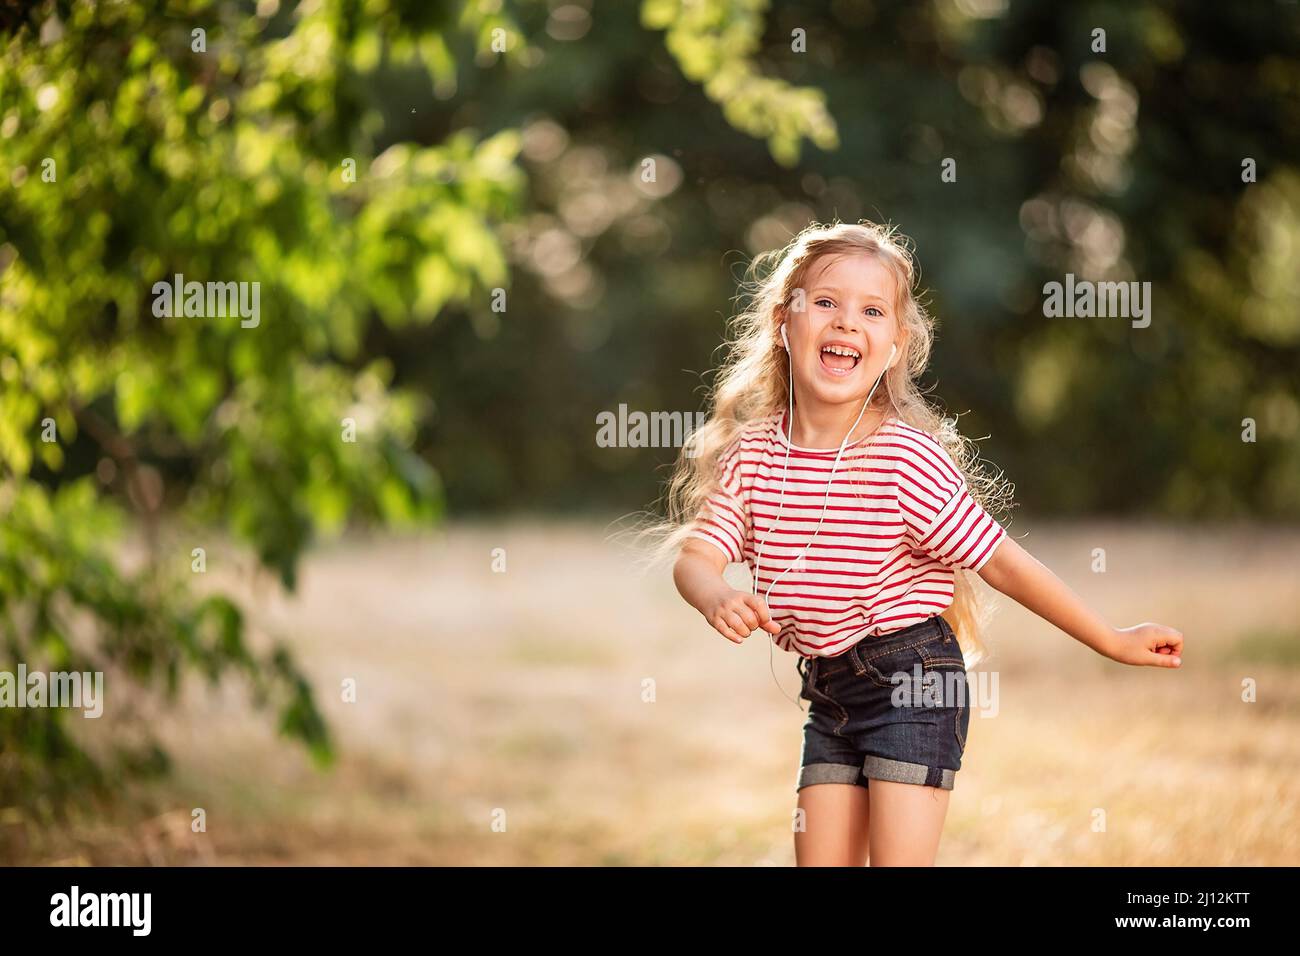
[977,536,1184,668]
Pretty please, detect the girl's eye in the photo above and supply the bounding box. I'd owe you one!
[813,297,884,316]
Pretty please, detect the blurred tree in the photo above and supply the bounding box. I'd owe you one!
[0,0,836,820]
[0,0,530,813]
[392,0,1299,521]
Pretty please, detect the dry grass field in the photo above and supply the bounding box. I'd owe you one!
[9,518,1300,865]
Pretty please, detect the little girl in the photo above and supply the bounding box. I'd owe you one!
[659,220,1184,867]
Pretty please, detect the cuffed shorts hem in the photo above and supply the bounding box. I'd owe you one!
[862,754,955,790]
[797,755,956,792]
[797,761,867,789]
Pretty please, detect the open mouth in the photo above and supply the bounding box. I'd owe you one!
[819,343,861,376]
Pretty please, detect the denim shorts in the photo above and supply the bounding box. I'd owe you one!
[795,614,971,792]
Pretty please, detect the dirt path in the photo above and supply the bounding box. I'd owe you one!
[16,518,1300,865]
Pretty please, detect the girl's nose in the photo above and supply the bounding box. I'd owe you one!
[833,311,861,334]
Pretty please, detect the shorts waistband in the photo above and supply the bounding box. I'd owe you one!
[799,614,950,670]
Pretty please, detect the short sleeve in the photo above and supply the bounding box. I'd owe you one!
[686,440,749,565]
[896,433,1006,572]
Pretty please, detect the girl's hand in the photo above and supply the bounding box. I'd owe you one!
[1107,623,1184,668]
[701,588,782,644]
[672,540,780,644]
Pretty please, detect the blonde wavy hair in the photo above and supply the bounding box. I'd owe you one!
[640,219,1015,668]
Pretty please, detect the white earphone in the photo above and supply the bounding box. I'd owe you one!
[762,324,897,704]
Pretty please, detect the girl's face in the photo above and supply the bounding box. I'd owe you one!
[782,253,902,407]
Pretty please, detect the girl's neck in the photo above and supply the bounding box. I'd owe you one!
[787,401,892,449]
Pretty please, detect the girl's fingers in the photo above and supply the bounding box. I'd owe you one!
[1113,624,1184,667]
[712,617,744,644]
[743,595,781,634]
[1148,628,1182,660]
[724,610,752,638]
[708,592,784,643]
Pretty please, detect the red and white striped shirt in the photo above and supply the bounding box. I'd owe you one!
[688,411,1006,658]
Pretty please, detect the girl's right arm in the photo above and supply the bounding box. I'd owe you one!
[674,539,781,644]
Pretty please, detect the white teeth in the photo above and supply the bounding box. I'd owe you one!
[820,345,861,359]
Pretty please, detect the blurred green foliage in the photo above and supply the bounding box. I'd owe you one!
[399,1,1299,520]
[0,0,850,815]
[0,0,531,811]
